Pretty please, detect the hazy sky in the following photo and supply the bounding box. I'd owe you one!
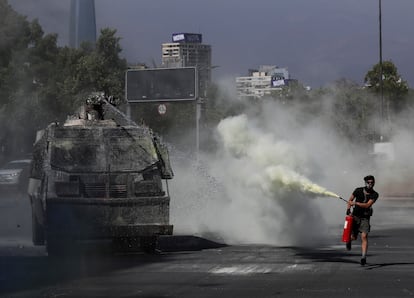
[9,0,414,87]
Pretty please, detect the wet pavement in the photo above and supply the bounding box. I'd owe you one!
[1,196,414,297]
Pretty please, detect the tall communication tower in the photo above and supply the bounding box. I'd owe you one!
[69,0,97,48]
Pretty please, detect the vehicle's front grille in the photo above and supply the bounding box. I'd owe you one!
[83,183,127,198]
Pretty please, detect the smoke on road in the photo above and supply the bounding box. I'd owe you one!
[170,96,371,246]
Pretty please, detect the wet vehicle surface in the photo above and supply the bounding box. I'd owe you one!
[28,95,174,255]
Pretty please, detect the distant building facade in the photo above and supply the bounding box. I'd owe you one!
[236,65,291,99]
[162,33,212,97]
[69,0,97,48]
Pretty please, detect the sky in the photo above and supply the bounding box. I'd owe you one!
[8,0,414,88]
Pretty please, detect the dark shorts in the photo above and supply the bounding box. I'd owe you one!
[352,216,371,235]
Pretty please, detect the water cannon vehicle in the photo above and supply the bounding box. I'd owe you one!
[28,93,174,255]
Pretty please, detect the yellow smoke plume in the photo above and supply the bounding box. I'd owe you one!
[217,114,340,199]
[264,165,340,198]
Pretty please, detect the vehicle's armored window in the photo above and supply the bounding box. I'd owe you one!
[50,142,104,171]
[107,137,157,172]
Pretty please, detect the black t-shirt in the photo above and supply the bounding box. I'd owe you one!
[352,187,379,218]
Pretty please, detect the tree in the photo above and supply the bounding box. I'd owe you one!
[328,79,378,143]
[364,60,409,112]
[74,28,127,100]
[0,0,31,105]
[269,81,310,104]
[0,1,128,159]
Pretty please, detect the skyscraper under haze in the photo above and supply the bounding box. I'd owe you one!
[69,0,96,48]
[162,33,212,98]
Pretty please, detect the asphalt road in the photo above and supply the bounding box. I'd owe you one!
[1,196,414,298]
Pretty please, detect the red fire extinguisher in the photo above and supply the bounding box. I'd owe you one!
[342,214,354,243]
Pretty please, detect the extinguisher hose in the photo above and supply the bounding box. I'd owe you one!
[338,196,354,215]
[338,196,348,203]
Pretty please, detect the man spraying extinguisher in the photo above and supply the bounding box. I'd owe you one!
[346,175,379,266]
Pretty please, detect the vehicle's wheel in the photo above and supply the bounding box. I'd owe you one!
[31,208,44,245]
[112,237,140,252]
[46,238,63,257]
[46,238,73,257]
[140,236,158,254]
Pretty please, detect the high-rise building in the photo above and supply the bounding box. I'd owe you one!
[162,33,212,98]
[236,65,291,99]
[69,0,97,48]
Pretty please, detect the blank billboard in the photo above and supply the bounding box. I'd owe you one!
[126,67,197,102]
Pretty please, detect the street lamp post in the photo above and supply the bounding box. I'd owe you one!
[195,65,219,153]
[379,0,384,141]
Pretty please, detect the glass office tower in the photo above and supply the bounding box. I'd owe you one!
[69,0,96,48]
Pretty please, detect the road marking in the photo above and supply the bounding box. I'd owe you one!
[209,263,318,275]
[209,265,272,275]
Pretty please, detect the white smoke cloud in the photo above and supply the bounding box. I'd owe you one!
[169,82,414,247]
[374,121,414,196]
[169,98,369,247]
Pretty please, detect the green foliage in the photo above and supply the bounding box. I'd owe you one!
[204,83,246,126]
[0,0,30,66]
[0,0,30,106]
[0,2,127,160]
[327,79,378,143]
[70,29,127,100]
[364,60,409,93]
[364,60,409,112]
[269,81,310,104]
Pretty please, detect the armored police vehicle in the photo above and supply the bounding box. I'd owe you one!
[28,94,174,255]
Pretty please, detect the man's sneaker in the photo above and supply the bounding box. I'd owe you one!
[346,241,352,251]
[360,257,366,266]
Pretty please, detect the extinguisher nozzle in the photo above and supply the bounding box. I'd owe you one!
[338,197,348,203]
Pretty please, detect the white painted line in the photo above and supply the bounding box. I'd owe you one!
[209,265,271,275]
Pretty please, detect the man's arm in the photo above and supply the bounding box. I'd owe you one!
[347,194,355,211]
[350,199,375,209]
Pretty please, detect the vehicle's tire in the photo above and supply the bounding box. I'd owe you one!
[46,238,63,257]
[31,208,44,245]
[46,238,73,257]
[140,236,158,254]
[112,237,140,253]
